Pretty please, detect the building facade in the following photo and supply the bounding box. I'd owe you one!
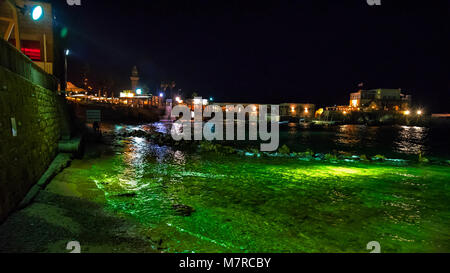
[0,0,54,74]
[350,88,411,111]
[280,103,315,119]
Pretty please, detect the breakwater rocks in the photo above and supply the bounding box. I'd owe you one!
[117,129,450,166]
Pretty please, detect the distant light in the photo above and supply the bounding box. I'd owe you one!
[120,92,134,98]
[404,110,410,116]
[343,111,347,115]
[65,49,70,56]
[209,97,214,101]
[417,110,422,115]
[31,6,43,21]
[136,88,142,95]
[159,93,164,97]
[304,108,309,113]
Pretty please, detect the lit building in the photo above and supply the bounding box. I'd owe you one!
[280,103,315,119]
[349,88,411,111]
[0,0,54,74]
[66,82,86,95]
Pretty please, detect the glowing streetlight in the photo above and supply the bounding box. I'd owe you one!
[136,88,142,95]
[417,110,422,115]
[159,93,164,97]
[404,110,410,116]
[31,6,43,21]
[64,49,70,92]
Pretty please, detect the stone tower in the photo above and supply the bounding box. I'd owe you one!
[130,66,139,91]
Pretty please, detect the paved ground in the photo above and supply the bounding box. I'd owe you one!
[0,157,158,253]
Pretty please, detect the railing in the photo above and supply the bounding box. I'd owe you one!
[0,39,57,91]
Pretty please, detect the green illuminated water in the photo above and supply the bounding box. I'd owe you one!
[75,125,450,253]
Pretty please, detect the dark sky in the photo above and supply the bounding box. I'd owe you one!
[51,0,448,112]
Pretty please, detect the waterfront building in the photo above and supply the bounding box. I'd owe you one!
[349,88,411,111]
[66,82,86,95]
[279,103,315,119]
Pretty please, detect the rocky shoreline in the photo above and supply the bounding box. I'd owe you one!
[116,128,450,167]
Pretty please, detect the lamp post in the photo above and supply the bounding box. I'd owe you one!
[64,49,70,94]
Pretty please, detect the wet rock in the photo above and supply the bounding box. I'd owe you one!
[115,192,137,198]
[278,145,290,155]
[314,153,325,160]
[372,155,386,161]
[324,153,338,161]
[360,155,369,162]
[418,152,429,164]
[172,204,195,216]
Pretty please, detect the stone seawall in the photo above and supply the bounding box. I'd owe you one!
[0,66,62,222]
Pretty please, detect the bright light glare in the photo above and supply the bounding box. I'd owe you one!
[65,49,70,56]
[417,110,422,115]
[32,6,43,21]
[159,93,164,97]
[404,110,410,116]
[136,89,142,95]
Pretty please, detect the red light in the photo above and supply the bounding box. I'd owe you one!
[21,48,41,61]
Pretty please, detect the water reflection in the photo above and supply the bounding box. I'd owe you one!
[85,122,450,253]
[281,123,440,158]
[335,125,369,146]
[394,126,429,155]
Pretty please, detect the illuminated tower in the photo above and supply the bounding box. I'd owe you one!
[130,66,139,91]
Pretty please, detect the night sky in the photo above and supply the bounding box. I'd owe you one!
[51,0,448,112]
